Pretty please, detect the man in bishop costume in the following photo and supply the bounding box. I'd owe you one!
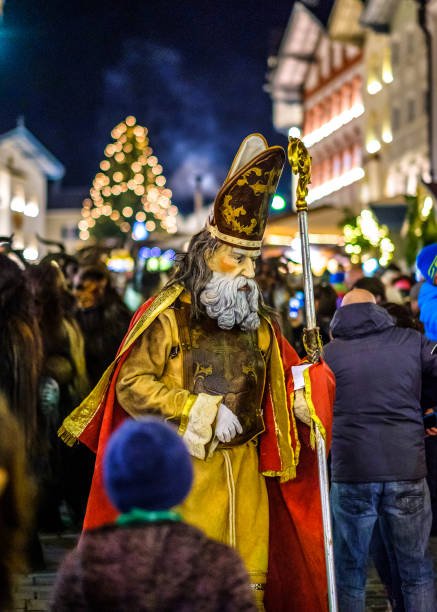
[60,134,335,611]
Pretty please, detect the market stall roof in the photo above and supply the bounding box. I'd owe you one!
[329,0,399,41]
[329,0,366,45]
[266,205,345,246]
[266,2,323,133]
[359,0,399,32]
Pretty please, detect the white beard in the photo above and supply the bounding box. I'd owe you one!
[199,271,260,331]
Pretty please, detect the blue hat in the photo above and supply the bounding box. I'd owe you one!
[103,417,193,513]
[330,272,345,284]
[417,243,437,284]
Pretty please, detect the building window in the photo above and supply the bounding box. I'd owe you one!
[352,76,362,106]
[407,99,415,123]
[61,226,80,240]
[322,158,332,183]
[333,154,341,177]
[391,40,400,66]
[352,144,362,168]
[342,149,352,173]
[391,106,401,131]
[331,91,341,119]
[303,108,313,137]
[423,89,428,114]
[313,105,322,131]
[312,163,321,187]
[340,83,352,113]
[323,98,332,124]
[406,30,414,57]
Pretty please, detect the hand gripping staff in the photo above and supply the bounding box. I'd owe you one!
[288,137,338,612]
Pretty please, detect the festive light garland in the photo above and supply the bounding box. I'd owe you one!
[343,209,395,266]
[79,116,178,242]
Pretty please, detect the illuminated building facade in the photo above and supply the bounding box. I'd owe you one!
[266,1,364,248]
[330,0,431,209]
[267,0,437,255]
[0,120,64,260]
[300,39,363,210]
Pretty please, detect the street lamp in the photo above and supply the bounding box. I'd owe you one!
[271,195,286,211]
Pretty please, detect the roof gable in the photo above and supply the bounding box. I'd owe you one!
[0,124,65,181]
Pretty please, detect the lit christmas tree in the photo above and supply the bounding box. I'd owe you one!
[78,116,178,243]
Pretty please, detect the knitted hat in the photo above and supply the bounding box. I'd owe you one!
[417,243,437,284]
[103,417,193,513]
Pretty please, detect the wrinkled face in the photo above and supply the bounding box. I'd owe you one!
[206,244,257,279]
[201,243,260,331]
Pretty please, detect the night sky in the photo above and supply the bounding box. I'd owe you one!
[0,0,332,211]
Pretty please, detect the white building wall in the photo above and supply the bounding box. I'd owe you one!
[428,0,437,181]
[0,166,12,236]
[45,208,82,253]
[0,140,48,257]
[383,0,429,198]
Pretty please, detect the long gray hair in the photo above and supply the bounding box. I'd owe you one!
[166,229,220,318]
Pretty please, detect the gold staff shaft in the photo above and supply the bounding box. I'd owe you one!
[288,136,338,612]
[288,138,323,363]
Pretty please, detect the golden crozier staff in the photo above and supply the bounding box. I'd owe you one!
[289,136,338,612]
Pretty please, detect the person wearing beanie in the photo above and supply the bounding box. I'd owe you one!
[51,417,256,611]
[417,243,437,340]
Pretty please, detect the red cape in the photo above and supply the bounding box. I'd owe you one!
[78,299,334,612]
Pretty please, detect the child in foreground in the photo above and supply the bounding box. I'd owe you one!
[51,417,256,611]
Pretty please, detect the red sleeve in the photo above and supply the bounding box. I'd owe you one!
[272,324,301,370]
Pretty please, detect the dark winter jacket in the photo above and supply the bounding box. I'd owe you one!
[51,521,256,612]
[323,302,437,483]
[76,300,131,387]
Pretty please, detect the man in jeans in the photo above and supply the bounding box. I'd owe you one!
[324,288,437,612]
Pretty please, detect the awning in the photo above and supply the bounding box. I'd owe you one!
[266,204,345,246]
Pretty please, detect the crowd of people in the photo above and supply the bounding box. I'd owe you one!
[0,237,437,611]
[0,251,133,606]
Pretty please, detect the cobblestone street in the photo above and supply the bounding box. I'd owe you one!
[13,534,77,612]
[12,534,437,611]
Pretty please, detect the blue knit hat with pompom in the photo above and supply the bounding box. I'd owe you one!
[417,243,437,284]
[103,417,193,513]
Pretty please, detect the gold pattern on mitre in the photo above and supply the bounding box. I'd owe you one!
[207,133,285,252]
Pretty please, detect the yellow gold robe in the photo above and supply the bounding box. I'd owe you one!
[115,300,271,588]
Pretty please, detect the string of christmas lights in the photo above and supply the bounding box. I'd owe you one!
[343,209,395,266]
[79,116,178,242]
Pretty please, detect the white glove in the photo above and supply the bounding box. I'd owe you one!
[215,404,243,443]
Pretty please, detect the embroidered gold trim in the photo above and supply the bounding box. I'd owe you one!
[58,284,185,446]
[303,367,327,450]
[261,318,298,482]
[178,394,197,435]
[206,219,262,250]
[289,391,301,466]
[222,195,257,236]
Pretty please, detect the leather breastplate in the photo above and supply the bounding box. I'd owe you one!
[175,302,267,447]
